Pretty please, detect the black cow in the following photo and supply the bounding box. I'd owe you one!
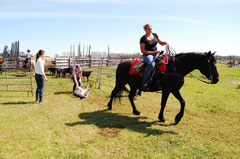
[82,71,93,80]
[55,68,93,80]
[56,68,62,78]
[62,68,73,78]
[48,67,56,75]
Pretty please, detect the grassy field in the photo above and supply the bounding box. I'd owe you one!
[0,63,239,159]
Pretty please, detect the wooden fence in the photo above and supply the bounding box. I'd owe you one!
[54,57,131,69]
[0,69,34,96]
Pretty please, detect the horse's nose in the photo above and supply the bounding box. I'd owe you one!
[213,77,219,84]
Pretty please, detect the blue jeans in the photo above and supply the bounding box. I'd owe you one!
[143,55,156,84]
[35,74,45,101]
[72,77,82,92]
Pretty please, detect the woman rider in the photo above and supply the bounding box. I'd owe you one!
[140,24,167,90]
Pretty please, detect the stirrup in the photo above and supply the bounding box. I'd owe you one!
[141,83,149,91]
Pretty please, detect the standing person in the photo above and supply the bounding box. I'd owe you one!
[35,50,47,103]
[72,65,82,92]
[140,24,168,90]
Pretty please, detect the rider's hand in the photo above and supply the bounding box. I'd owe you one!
[153,51,158,54]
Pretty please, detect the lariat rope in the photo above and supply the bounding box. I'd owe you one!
[165,44,177,56]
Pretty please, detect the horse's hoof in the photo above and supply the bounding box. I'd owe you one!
[107,102,112,110]
[175,114,183,124]
[159,117,167,123]
[133,111,141,115]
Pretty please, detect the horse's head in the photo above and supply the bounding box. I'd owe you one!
[199,51,219,84]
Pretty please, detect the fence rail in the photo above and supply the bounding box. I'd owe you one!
[0,66,34,96]
[54,57,134,69]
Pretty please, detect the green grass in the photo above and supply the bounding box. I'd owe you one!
[0,64,240,159]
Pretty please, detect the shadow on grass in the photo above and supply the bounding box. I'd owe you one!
[1,101,35,105]
[66,110,178,136]
[54,91,73,95]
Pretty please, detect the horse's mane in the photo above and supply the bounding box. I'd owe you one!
[175,52,206,58]
[175,52,207,62]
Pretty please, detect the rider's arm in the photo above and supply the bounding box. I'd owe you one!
[80,69,82,79]
[78,69,82,83]
[140,43,158,55]
[157,38,167,46]
[73,72,79,87]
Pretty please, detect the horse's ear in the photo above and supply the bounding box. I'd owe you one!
[207,51,211,57]
[213,51,216,55]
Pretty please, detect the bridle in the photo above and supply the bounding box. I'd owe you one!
[165,45,215,84]
[190,58,214,84]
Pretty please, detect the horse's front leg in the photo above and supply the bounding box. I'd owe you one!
[172,90,185,124]
[129,88,141,115]
[158,90,170,123]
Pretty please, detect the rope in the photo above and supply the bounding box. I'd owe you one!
[189,72,212,84]
[165,44,177,56]
[165,44,177,72]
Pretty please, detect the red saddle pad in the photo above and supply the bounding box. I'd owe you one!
[129,60,143,75]
[129,56,168,75]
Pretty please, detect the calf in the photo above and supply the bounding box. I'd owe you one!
[48,67,56,75]
[82,71,93,80]
[62,68,73,78]
[56,68,62,78]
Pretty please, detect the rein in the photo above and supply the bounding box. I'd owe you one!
[189,73,212,84]
[189,59,214,84]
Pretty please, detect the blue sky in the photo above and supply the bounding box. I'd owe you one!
[0,0,240,56]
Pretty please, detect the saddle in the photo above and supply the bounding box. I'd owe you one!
[129,54,168,75]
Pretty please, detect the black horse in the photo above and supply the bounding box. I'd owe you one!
[107,51,219,125]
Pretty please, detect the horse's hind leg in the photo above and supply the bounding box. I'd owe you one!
[129,88,141,115]
[107,83,125,110]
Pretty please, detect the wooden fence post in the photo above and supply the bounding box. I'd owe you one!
[97,59,103,89]
[68,58,70,68]
[89,45,91,68]
[89,57,91,68]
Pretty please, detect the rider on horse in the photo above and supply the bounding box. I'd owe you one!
[140,24,168,90]
[23,49,33,67]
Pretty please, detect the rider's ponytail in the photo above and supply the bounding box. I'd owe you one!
[36,53,39,62]
[36,50,45,62]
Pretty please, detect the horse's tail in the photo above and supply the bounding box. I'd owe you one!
[115,86,129,98]
[108,61,131,104]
